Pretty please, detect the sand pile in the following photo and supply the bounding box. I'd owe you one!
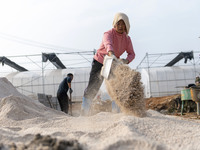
[105,59,146,117]
[0,95,65,120]
[4,134,82,150]
[0,77,25,100]
[1,77,200,150]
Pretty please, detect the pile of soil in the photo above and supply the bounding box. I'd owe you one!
[0,134,82,150]
[145,94,198,119]
[145,94,181,113]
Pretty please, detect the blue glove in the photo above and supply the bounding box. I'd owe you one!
[69,88,73,94]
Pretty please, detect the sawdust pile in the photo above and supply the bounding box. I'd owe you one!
[105,59,146,117]
[0,77,25,99]
[1,134,82,150]
[2,77,200,149]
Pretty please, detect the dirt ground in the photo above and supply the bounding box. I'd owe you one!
[145,94,200,120]
[1,134,82,150]
[72,94,200,120]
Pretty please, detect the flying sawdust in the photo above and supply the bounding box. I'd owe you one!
[105,59,146,117]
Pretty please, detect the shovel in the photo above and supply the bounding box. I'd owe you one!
[101,55,116,79]
[69,93,73,116]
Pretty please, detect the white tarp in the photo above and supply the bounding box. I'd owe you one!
[4,68,91,101]
[4,65,200,99]
[138,65,199,98]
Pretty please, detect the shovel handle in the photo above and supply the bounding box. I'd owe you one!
[69,93,72,115]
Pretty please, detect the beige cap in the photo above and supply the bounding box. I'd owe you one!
[112,12,130,34]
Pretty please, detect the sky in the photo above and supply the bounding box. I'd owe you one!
[0,0,200,70]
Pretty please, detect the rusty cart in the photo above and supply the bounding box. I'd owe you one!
[181,86,200,115]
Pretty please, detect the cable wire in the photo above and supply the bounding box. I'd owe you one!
[0,32,89,52]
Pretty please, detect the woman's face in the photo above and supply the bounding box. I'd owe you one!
[114,19,127,34]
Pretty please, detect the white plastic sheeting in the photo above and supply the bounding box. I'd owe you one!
[43,68,90,101]
[4,65,200,100]
[5,68,91,101]
[139,65,199,98]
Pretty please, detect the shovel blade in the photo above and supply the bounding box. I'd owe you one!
[101,55,114,79]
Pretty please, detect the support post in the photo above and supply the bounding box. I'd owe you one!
[181,101,184,115]
[197,102,200,115]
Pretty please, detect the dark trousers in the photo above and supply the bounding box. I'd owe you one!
[84,59,104,100]
[57,92,69,114]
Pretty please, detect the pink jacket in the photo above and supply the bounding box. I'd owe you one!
[94,28,135,64]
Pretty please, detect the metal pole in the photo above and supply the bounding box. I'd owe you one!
[197,102,200,115]
[146,53,152,97]
[192,51,197,77]
[181,101,184,115]
[42,59,45,94]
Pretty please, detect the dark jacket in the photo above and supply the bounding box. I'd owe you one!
[57,76,72,94]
